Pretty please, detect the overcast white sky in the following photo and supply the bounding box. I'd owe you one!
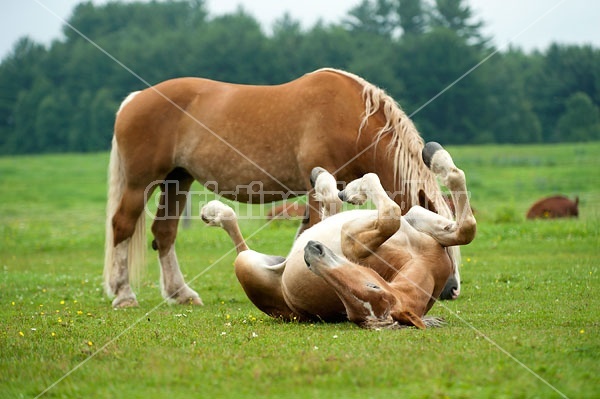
[1,0,599,61]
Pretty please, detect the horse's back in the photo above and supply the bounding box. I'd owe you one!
[114,71,367,197]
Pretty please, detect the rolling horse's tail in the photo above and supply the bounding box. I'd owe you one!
[103,92,145,296]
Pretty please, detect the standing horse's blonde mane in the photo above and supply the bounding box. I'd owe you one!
[310,68,452,221]
[310,68,460,279]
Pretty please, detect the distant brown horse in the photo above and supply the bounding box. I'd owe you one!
[200,143,476,328]
[104,68,459,308]
[526,195,579,219]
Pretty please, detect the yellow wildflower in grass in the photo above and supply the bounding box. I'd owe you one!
[11,301,15,306]
[60,300,65,305]
[77,310,83,315]
[19,331,24,337]
[51,332,56,337]
[87,341,93,346]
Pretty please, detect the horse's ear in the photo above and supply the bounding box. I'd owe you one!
[392,309,426,329]
[418,189,437,213]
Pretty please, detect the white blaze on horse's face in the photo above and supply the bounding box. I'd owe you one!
[304,241,420,328]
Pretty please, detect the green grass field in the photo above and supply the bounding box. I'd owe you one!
[1,143,599,398]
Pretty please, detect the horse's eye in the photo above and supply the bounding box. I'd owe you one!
[366,282,380,290]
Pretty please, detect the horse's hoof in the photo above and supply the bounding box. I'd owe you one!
[310,167,328,188]
[422,142,444,169]
[180,296,204,306]
[112,297,139,308]
[200,200,233,227]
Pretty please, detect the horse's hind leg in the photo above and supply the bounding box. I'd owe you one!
[201,201,298,320]
[408,142,477,247]
[109,187,146,307]
[151,169,202,305]
[201,200,249,253]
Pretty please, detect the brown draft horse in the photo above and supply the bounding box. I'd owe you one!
[104,68,460,308]
[200,143,476,329]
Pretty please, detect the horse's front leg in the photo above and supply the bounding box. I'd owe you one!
[151,172,202,305]
[294,167,344,239]
[337,173,401,260]
[310,167,343,218]
[201,201,298,320]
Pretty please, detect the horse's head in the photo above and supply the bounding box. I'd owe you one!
[303,240,425,329]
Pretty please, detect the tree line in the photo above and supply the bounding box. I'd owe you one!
[1,0,599,155]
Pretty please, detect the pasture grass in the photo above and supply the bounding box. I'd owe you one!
[1,142,599,398]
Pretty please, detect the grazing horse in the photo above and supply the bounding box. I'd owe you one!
[104,68,460,308]
[200,143,476,329]
[526,195,579,219]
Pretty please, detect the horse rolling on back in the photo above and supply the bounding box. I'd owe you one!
[200,142,476,329]
[104,68,460,308]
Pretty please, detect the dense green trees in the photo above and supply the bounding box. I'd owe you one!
[0,0,598,154]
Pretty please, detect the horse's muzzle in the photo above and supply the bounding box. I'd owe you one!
[304,240,325,267]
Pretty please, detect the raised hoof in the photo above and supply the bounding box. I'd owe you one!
[200,200,233,226]
[337,175,371,205]
[422,142,444,169]
[310,167,328,188]
[338,189,367,205]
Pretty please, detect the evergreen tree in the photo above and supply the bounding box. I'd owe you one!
[430,0,488,46]
[0,0,598,154]
[555,92,600,142]
[396,0,427,36]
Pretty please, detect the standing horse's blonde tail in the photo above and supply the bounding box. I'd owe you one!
[104,92,145,296]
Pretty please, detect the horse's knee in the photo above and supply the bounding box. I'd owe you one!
[151,220,178,253]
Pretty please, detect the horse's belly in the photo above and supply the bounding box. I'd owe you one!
[281,210,377,320]
[182,141,306,202]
